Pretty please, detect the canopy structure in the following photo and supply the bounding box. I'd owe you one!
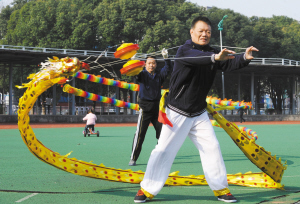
[1,45,300,115]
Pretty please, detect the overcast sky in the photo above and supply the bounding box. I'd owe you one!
[0,0,13,8]
[189,0,300,21]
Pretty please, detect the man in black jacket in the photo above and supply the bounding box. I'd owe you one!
[134,16,258,203]
[129,52,171,166]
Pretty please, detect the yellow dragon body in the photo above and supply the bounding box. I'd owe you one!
[16,57,286,190]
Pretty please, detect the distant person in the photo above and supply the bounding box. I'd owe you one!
[239,109,246,123]
[129,50,172,166]
[133,16,258,203]
[83,109,97,134]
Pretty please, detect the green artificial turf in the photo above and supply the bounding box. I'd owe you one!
[0,124,299,203]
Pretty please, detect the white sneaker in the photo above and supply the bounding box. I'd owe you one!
[129,159,136,166]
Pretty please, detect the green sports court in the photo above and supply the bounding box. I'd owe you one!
[1,123,300,204]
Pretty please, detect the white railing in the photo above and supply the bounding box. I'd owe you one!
[250,58,300,66]
[0,44,115,57]
[1,45,300,66]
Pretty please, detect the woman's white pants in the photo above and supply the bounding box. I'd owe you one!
[140,108,228,196]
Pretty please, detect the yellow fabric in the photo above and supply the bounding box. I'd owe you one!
[214,105,235,112]
[141,188,154,199]
[15,56,285,191]
[206,104,287,183]
[213,188,230,196]
[159,89,169,113]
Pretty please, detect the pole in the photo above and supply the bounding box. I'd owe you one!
[9,63,13,115]
[238,74,241,101]
[220,31,223,50]
[251,72,255,115]
[71,78,75,115]
[52,84,56,115]
[218,15,228,102]
[2,65,5,114]
[116,87,120,115]
[68,93,69,115]
[220,26,225,101]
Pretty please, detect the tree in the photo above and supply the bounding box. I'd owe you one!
[11,0,33,10]
[2,0,300,116]
[0,6,13,42]
[93,0,206,51]
[4,0,98,49]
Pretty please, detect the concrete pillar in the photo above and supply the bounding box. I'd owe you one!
[52,84,56,115]
[238,74,241,101]
[222,72,225,99]
[251,72,254,115]
[292,76,296,114]
[21,64,23,84]
[84,80,87,107]
[99,84,103,115]
[71,78,75,115]
[36,98,39,115]
[2,65,5,114]
[116,87,120,115]
[9,63,13,115]
[222,72,226,115]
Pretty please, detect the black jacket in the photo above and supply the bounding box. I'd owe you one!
[137,59,171,101]
[167,39,250,117]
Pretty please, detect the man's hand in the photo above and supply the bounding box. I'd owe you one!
[214,48,236,61]
[162,48,168,59]
[245,46,259,60]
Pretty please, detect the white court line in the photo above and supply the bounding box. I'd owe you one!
[283,175,300,177]
[182,187,271,191]
[182,187,300,192]
[15,193,38,203]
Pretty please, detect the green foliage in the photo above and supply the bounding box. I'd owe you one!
[1,0,300,114]
[0,5,13,42]
[2,0,300,60]
[4,0,96,49]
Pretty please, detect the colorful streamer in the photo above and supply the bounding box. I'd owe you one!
[74,72,139,91]
[239,126,258,141]
[210,120,258,141]
[63,84,139,111]
[210,119,222,128]
[206,96,253,110]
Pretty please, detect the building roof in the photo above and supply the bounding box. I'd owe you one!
[1,45,300,77]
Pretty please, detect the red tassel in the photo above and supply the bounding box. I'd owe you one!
[158,111,173,127]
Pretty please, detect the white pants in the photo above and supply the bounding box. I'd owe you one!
[140,108,228,196]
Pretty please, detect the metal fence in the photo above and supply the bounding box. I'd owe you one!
[2,104,295,116]
[0,104,135,115]
[1,45,300,66]
[250,58,300,66]
[0,45,115,57]
[1,45,300,116]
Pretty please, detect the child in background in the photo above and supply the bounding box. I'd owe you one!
[83,109,97,134]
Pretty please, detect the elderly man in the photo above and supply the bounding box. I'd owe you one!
[133,16,258,203]
[129,52,171,166]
